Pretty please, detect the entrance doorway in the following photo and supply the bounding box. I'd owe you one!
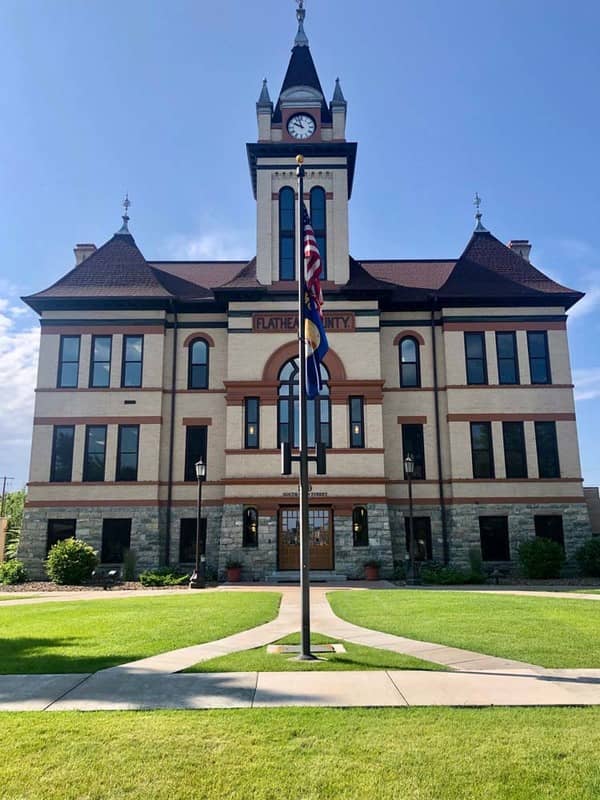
[278,507,334,570]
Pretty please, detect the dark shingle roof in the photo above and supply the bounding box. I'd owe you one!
[23,232,172,309]
[272,45,332,124]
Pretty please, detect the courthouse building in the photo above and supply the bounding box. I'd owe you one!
[20,6,592,579]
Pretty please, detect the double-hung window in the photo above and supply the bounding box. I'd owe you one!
[502,421,527,478]
[245,398,260,449]
[116,425,139,481]
[50,425,75,482]
[83,425,107,482]
[121,335,143,388]
[527,332,551,384]
[184,426,208,482]
[471,422,495,479]
[535,421,560,478]
[57,336,80,388]
[496,332,519,385]
[465,332,487,385]
[402,424,425,479]
[349,397,365,448]
[89,335,112,388]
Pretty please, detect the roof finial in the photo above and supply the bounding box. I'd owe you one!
[117,192,131,234]
[294,0,309,46]
[473,192,488,233]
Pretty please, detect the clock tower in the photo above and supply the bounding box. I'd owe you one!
[247,2,357,285]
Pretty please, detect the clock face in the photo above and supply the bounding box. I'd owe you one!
[287,113,316,140]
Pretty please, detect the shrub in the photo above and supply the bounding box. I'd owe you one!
[467,547,486,584]
[139,567,189,587]
[4,528,20,561]
[420,563,471,585]
[518,538,565,579]
[0,559,27,584]
[45,538,98,585]
[392,560,406,582]
[575,538,600,577]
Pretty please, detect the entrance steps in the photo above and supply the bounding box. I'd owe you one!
[266,571,347,584]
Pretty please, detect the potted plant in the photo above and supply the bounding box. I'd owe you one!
[225,558,243,583]
[364,559,381,581]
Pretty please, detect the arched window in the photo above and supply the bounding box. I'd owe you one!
[279,187,295,281]
[399,337,421,387]
[310,186,327,279]
[188,338,209,389]
[278,357,331,448]
[352,506,369,547]
[243,507,259,548]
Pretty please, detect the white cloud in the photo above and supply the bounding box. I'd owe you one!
[573,367,600,402]
[0,299,39,487]
[163,224,253,261]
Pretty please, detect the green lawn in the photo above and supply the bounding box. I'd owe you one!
[185,631,445,672]
[0,709,599,799]
[328,590,600,668]
[0,595,34,601]
[0,592,280,674]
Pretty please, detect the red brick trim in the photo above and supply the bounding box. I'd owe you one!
[182,332,215,348]
[447,413,576,422]
[397,416,427,424]
[262,342,347,381]
[182,417,213,426]
[42,325,163,335]
[443,321,566,332]
[34,416,162,425]
[393,330,426,346]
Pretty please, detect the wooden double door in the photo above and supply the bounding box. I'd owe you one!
[278,507,334,571]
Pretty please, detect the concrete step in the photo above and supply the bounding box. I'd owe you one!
[266,571,347,584]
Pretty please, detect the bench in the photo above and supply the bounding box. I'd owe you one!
[90,567,122,590]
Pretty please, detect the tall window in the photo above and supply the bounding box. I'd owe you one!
[310,186,327,279]
[349,396,365,448]
[179,518,206,563]
[405,517,432,560]
[278,358,331,447]
[116,425,139,482]
[243,507,259,548]
[503,421,527,479]
[471,422,495,479]
[399,337,421,387]
[535,421,560,478]
[83,425,107,482]
[279,187,295,281]
[57,335,80,388]
[479,517,510,561]
[245,398,260,449]
[184,426,208,482]
[352,506,369,547]
[121,335,143,388]
[402,424,425,479]
[188,338,209,389]
[527,332,551,384]
[496,332,519,385]
[89,335,112,388]
[50,425,75,482]
[46,519,76,554]
[465,332,488,385]
[534,515,564,550]
[101,518,131,563]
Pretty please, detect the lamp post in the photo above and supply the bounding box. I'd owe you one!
[189,457,207,589]
[404,453,418,586]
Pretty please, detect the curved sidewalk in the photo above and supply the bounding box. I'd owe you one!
[1,585,600,710]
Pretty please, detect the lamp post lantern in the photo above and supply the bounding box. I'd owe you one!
[189,457,207,589]
[404,453,419,585]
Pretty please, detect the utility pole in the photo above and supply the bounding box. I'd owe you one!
[0,477,14,518]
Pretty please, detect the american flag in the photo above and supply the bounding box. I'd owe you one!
[303,205,324,316]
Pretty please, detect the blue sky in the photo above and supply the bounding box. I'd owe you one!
[1,0,599,490]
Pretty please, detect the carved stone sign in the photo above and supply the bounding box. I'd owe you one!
[253,312,355,333]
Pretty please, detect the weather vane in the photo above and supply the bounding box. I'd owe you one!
[123,193,131,218]
[473,192,487,232]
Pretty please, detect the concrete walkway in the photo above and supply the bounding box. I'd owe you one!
[1,584,600,710]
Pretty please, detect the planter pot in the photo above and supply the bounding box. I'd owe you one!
[227,567,242,583]
[364,566,379,581]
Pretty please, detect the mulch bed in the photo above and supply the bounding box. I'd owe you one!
[0,582,188,593]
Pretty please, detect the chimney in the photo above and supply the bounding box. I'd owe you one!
[74,243,97,265]
[508,240,532,262]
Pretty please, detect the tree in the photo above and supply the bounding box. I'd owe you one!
[2,489,26,531]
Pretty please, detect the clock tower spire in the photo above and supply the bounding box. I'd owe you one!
[247,4,356,285]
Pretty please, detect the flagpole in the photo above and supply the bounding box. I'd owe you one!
[296,154,314,660]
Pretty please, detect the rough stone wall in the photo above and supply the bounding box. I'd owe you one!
[168,505,223,577]
[334,504,395,579]
[217,504,278,581]
[446,502,592,570]
[388,504,445,565]
[19,506,162,579]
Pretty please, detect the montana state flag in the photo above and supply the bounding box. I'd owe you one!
[302,205,328,399]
